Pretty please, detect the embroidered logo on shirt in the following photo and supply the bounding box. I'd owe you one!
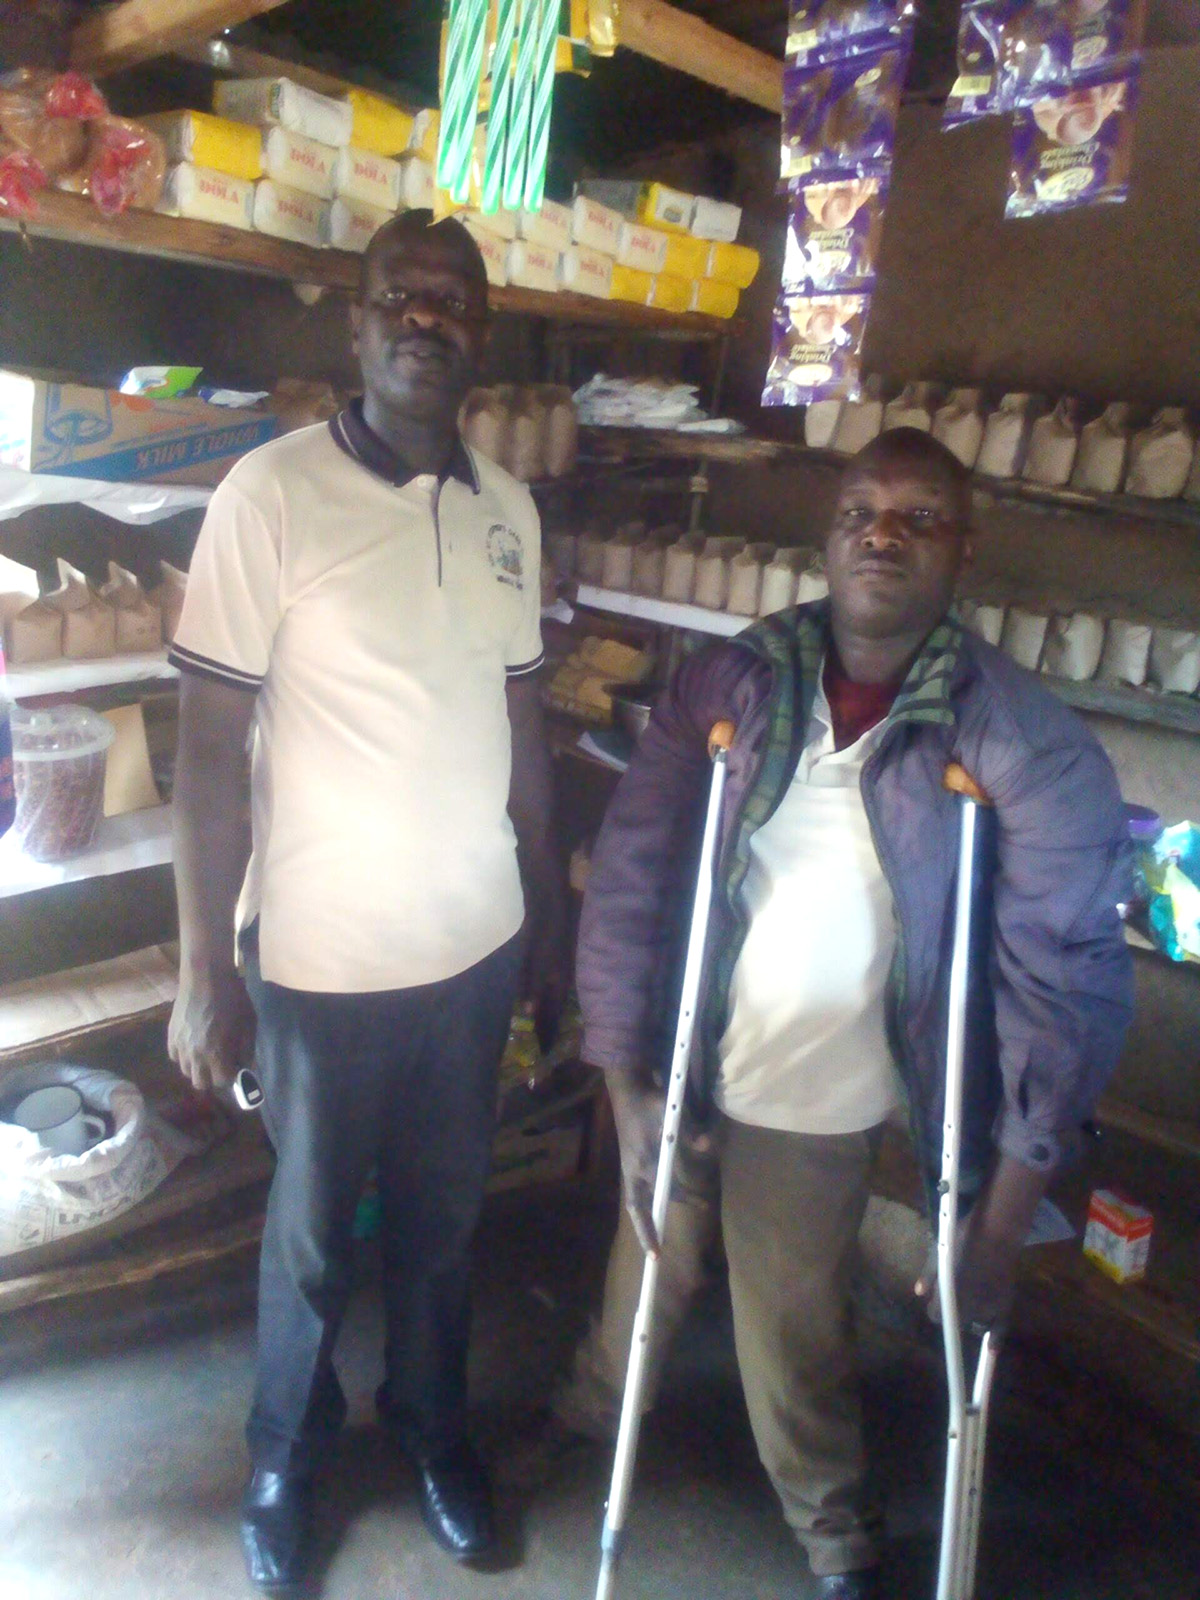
[487,524,524,590]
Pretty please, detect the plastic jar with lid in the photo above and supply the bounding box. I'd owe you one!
[10,704,115,861]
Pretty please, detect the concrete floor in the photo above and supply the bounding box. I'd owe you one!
[1,1184,1197,1600]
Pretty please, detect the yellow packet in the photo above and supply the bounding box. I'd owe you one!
[647,273,691,313]
[346,88,415,156]
[706,240,760,288]
[661,232,712,279]
[691,278,740,318]
[610,263,654,303]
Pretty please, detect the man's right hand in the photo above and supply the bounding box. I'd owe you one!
[606,1067,667,1257]
[168,966,256,1093]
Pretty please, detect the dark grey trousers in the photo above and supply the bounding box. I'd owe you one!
[242,931,522,1476]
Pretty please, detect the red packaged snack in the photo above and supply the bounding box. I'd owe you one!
[0,68,87,176]
[42,70,108,119]
[84,116,167,216]
[0,147,48,217]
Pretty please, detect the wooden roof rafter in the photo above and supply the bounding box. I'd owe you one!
[71,0,294,77]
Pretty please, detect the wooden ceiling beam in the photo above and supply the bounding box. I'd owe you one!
[71,0,293,77]
[616,0,783,114]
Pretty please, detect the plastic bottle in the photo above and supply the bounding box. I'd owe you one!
[0,642,14,841]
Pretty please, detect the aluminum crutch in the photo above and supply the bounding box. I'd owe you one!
[595,718,736,1600]
[936,762,1001,1600]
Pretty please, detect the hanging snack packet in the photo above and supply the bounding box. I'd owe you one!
[786,0,915,61]
[782,176,888,292]
[781,41,909,182]
[1002,0,1144,107]
[1006,67,1138,218]
[943,0,1017,127]
[1067,0,1145,78]
[761,292,869,407]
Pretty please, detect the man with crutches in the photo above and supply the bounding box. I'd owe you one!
[573,429,1134,1596]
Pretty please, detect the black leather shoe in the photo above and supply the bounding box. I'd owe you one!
[413,1440,495,1560]
[814,1568,882,1600]
[240,1469,313,1592]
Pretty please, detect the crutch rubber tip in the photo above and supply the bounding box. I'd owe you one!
[943,761,992,806]
[708,719,735,757]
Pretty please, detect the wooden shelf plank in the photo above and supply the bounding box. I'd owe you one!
[0,806,172,901]
[6,651,176,703]
[72,0,292,76]
[0,944,178,1064]
[1097,1096,1200,1162]
[576,582,748,637]
[0,194,732,337]
[579,426,1200,530]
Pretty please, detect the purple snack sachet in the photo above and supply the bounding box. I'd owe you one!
[781,39,910,182]
[943,0,1019,128]
[785,0,916,61]
[1006,64,1139,217]
[1000,0,1144,107]
[782,176,889,292]
[761,291,870,407]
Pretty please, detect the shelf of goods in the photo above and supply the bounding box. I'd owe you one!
[0,193,733,340]
[572,585,1200,738]
[0,806,173,900]
[578,427,1200,532]
[5,652,176,701]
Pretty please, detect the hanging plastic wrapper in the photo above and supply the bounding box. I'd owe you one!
[781,39,909,183]
[1006,65,1138,218]
[943,0,1017,127]
[1000,0,1144,109]
[783,175,888,292]
[785,0,915,61]
[1132,822,1200,966]
[762,292,869,407]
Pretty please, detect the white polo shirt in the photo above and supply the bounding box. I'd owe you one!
[716,675,900,1134]
[170,409,543,994]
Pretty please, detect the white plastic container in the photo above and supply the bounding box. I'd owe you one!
[10,704,115,861]
[832,393,883,454]
[759,550,802,615]
[883,381,941,433]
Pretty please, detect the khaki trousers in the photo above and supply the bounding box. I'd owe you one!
[554,1114,882,1577]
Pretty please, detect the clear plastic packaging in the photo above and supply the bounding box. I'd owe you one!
[783,176,888,293]
[786,0,915,61]
[762,292,869,408]
[781,40,909,183]
[1006,67,1138,219]
[10,704,115,861]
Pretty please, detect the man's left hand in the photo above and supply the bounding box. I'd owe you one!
[524,907,569,1050]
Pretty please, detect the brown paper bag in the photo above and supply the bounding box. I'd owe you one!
[148,561,188,644]
[44,559,116,660]
[99,563,163,653]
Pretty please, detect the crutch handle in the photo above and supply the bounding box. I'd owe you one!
[708,719,735,757]
[943,761,992,807]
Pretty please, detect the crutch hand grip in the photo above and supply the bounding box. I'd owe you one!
[943,761,992,806]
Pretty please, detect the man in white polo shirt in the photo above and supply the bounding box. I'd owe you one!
[167,212,564,1591]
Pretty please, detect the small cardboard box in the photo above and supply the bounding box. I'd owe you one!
[1082,1188,1153,1284]
[488,1117,585,1194]
[0,371,277,487]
